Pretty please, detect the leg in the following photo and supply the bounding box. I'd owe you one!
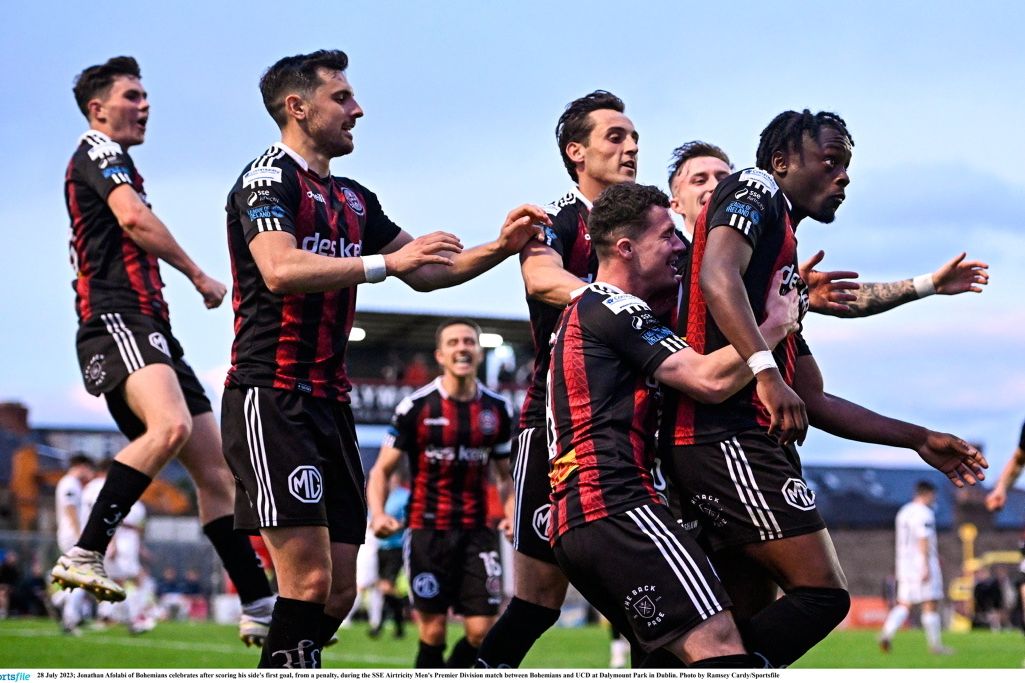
[921,600,951,654]
[879,600,909,652]
[415,612,447,668]
[174,413,235,523]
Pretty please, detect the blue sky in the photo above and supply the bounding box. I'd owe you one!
[3,1,1024,483]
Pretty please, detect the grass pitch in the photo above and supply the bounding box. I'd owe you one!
[0,618,1022,669]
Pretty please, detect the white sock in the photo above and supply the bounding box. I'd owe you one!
[881,604,909,640]
[922,611,942,649]
[368,589,384,630]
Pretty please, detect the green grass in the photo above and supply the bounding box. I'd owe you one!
[0,618,1022,669]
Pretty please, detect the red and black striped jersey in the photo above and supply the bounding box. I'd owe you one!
[385,378,513,530]
[661,168,811,447]
[225,143,402,401]
[520,188,598,429]
[65,130,168,324]
[547,283,688,540]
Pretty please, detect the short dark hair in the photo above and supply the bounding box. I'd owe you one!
[260,50,350,127]
[556,90,625,182]
[68,453,94,469]
[588,183,670,254]
[755,109,854,172]
[667,141,733,188]
[915,480,937,496]
[73,56,141,118]
[434,318,482,348]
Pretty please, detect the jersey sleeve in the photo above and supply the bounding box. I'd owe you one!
[386,396,419,453]
[235,162,301,243]
[794,331,813,357]
[540,196,581,261]
[582,291,689,376]
[346,180,403,256]
[74,143,136,200]
[707,168,781,249]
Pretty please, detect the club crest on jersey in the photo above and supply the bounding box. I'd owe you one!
[85,354,106,387]
[782,478,816,511]
[288,465,323,503]
[412,572,440,598]
[602,293,648,315]
[342,187,365,216]
[624,585,665,628]
[478,409,499,435]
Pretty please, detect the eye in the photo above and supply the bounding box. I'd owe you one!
[823,158,837,170]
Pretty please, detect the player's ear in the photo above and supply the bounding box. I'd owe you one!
[87,98,105,124]
[434,347,445,366]
[284,93,307,121]
[771,149,788,176]
[615,237,633,259]
[565,141,585,166]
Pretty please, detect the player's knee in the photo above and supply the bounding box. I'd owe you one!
[326,581,357,616]
[150,414,193,455]
[791,586,850,632]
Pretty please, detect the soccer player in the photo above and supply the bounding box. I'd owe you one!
[54,56,276,646]
[666,140,989,316]
[369,470,409,640]
[547,182,801,667]
[368,319,514,668]
[985,419,1025,512]
[878,481,952,654]
[661,110,988,667]
[477,90,643,668]
[221,50,545,669]
[53,455,95,634]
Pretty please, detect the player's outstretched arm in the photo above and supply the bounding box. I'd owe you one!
[800,250,860,315]
[985,446,1025,511]
[520,242,589,308]
[107,184,226,308]
[397,205,550,291]
[367,445,404,539]
[702,226,806,445]
[792,355,988,487]
[820,252,989,319]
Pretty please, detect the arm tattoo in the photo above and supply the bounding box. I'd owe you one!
[838,279,918,318]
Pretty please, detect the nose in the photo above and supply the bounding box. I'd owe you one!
[836,166,850,187]
[670,232,685,255]
[350,98,364,119]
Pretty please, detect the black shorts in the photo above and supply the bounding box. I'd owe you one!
[668,429,825,552]
[377,546,403,584]
[511,426,557,564]
[221,386,367,544]
[553,504,732,653]
[76,312,212,439]
[406,527,502,616]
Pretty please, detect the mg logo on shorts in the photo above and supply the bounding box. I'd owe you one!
[532,504,551,541]
[782,477,816,511]
[288,465,323,503]
[148,332,170,357]
[412,572,440,598]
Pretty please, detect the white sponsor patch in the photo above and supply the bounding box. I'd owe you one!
[242,167,283,187]
[738,168,779,195]
[602,293,649,315]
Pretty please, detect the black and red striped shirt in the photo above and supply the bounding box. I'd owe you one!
[225,143,401,401]
[65,130,168,323]
[661,167,810,447]
[547,283,688,540]
[386,379,513,530]
[520,188,597,429]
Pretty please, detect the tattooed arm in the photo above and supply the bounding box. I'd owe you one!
[814,251,989,318]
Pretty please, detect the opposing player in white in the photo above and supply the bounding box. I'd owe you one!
[879,480,952,655]
[53,455,96,634]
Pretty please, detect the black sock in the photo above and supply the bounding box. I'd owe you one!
[740,587,850,667]
[385,595,405,629]
[317,612,343,648]
[445,636,478,668]
[259,597,324,669]
[474,597,560,668]
[202,517,273,604]
[78,461,151,553]
[416,641,446,668]
[691,653,764,668]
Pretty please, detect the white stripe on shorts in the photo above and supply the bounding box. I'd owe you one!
[720,437,782,541]
[512,427,535,550]
[625,505,722,620]
[243,387,277,527]
[100,312,144,372]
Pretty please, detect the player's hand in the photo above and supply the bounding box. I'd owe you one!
[755,372,808,446]
[498,516,514,543]
[799,250,859,314]
[384,232,464,275]
[916,432,988,488]
[370,513,402,539]
[932,252,989,295]
[762,269,801,345]
[193,272,227,309]
[984,487,1007,512]
[496,204,551,255]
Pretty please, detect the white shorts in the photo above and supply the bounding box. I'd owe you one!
[897,573,943,604]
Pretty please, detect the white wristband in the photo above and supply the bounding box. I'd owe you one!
[912,273,935,298]
[362,254,387,283]
[746,350,777,375]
